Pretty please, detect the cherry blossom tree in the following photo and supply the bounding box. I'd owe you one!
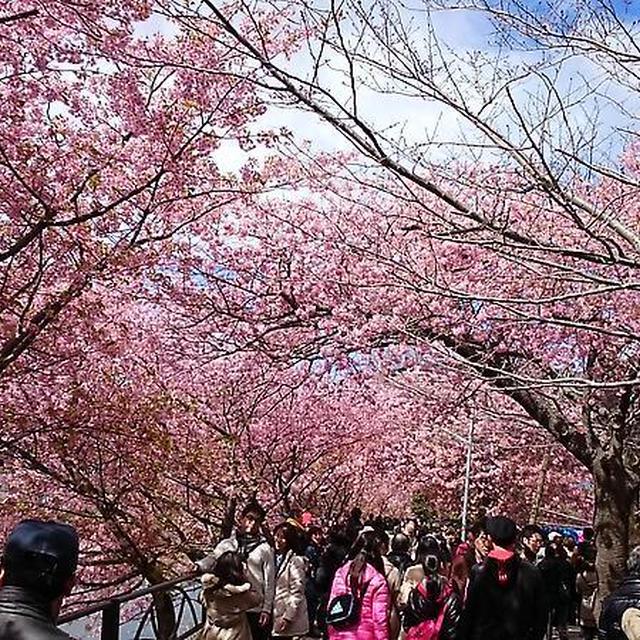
[160,0,640,597]
[0,0,619,613]
[0,0,277,377]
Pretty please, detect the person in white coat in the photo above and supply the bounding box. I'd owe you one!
[272,521,309,639]
[200,551,261,640]
[197,501,275,640]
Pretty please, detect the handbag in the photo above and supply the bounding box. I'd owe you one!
[326,575,370,628]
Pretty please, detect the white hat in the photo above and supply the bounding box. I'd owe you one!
[548,531,562,541]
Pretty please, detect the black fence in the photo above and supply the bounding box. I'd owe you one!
[58,576,204,640]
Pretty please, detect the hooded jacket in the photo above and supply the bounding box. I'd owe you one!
[197,532,275,615]
[460,547,548,640]
[199,574,262,640]
[0,586,73,640]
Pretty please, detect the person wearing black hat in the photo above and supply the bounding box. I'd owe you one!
[0,518,80,640]
[460,515,548,640]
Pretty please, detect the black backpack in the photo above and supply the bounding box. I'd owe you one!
[326,577,370,629]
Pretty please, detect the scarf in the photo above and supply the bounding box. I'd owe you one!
[237,532,264,559]
[487,547,515,587]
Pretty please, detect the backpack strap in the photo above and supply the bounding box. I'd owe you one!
[433,594,449,633]
[416,576,449,601]
[346,567,370,601]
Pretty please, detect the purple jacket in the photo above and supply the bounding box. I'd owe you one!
[328,561,390,640]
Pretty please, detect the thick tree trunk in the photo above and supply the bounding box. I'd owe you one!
[593,451,636,600]
[152,590,177,640]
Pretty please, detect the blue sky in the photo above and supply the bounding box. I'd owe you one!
[134,1,640,173]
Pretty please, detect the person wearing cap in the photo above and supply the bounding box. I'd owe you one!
[460,515,548,640]
[0,519,80,640]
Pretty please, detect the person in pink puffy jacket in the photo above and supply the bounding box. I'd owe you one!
[328,529,391,640]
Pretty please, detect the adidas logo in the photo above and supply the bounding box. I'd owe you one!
[330,602,346,615]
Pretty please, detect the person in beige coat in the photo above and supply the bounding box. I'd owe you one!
[378,531,401,640]
[200,551,261,640]
[272,522,309,638]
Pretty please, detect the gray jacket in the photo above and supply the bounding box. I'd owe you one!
[0,586,74,640]
[197,533,275,615]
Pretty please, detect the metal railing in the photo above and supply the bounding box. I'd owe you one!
[58,576,204,640]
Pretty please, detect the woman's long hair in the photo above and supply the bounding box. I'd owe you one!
[347,530,386,588]
[274,521,306,555]
[213,551,246,588]
[416,535,443,574]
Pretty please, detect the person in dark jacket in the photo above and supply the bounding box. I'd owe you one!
[599,544,640,640]
[539,541,573,640]
[304,526,324,635]
[0,519,80,640]
[579,528,597,566]
[461,515,548,640]
[464,519,492,576]
[387,534,413,578]
[313,525,350,636]
[520,525,544,565]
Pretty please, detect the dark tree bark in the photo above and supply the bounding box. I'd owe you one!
[593,450,637,595]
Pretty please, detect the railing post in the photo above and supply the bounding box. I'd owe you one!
[101,600,120,640]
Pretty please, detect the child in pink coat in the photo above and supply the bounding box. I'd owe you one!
[328,530,391,640]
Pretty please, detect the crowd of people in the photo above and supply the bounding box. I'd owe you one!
[1,509,640,640]
[190,504,640,640]
[191,502,603,640]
